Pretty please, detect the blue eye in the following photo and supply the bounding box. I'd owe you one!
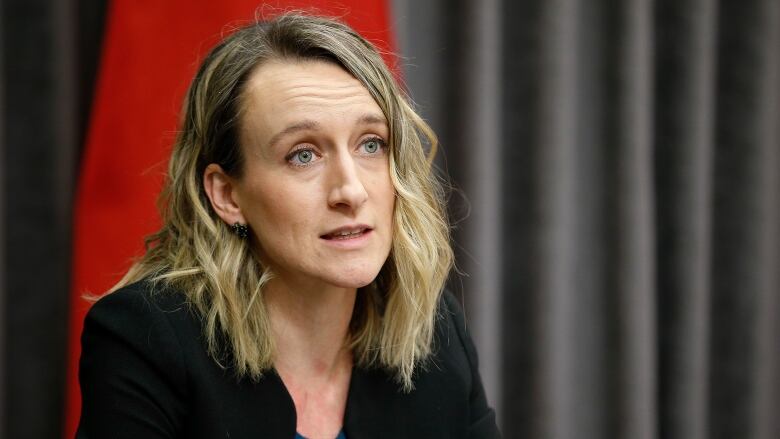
[361,138,385,154]
[288,148,315,165]
[364,140,379,153]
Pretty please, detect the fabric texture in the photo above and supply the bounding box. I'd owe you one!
[76,281,501,439]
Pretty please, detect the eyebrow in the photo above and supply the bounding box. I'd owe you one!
[266,113,388,149]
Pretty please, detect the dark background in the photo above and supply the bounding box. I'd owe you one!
[2,1,107,438]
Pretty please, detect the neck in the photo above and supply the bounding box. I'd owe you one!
[265,276,357,379]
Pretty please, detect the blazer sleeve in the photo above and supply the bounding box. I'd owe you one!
[76,285,188,438]
[442,291,503,439]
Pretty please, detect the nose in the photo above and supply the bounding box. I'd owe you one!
[327,153,368,211]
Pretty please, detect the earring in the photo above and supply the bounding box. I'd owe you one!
[231,222,249,239]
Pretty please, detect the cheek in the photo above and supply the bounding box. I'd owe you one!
[241,179,318,244]
[375,170,396,216]
[368,170,396,242]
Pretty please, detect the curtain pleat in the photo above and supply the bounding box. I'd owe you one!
[710,1,778,438]
[606,1,657,438]
[655,1,716,438]
[749,4,780,439]
[498,0,541,436]
[534,2,583,439]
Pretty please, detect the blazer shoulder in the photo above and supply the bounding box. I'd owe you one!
[89,279,189,316]
[84,279,201,368]
[436,290,471,351]
[439,290,465,322]
[82,279,193,371]
[435,289,503,438]
[79,280,193,437]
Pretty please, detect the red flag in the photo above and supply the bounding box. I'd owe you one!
[64,1,395,436]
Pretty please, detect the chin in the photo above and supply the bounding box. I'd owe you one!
[326,273,379,289]
[320,261,384,289]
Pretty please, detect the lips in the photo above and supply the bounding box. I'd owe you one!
[321,225,372,240]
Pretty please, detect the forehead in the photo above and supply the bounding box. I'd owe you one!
[240,60,384,133]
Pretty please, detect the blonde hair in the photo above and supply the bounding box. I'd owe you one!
[112,12,453,390]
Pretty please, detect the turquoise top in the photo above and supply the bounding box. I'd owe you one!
[295,431,346,439]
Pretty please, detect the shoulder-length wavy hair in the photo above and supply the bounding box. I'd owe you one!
[112,12,453,390]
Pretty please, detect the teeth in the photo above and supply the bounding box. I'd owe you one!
[331,229,365,238]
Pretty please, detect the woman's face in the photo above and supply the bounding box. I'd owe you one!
[218,60,395,290]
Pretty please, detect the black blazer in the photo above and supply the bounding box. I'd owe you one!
[77,281,501,438]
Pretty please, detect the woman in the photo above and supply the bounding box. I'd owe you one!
[77,13,500,439]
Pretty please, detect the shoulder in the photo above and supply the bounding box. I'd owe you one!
[431,290,502,438]
[88,279,189,318]
[82,279,193,366]
[80,280,202,391]
[438,289,466,330]
[78,280,195,436]
[85,279,197,339]
[434,289,475,365]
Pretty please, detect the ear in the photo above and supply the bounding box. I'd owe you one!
[203,163,246,226]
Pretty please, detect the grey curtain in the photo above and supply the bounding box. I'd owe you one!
[395,0,780,438]
[1,1,106,438]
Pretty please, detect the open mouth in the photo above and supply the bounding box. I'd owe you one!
[321,227,372,240]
